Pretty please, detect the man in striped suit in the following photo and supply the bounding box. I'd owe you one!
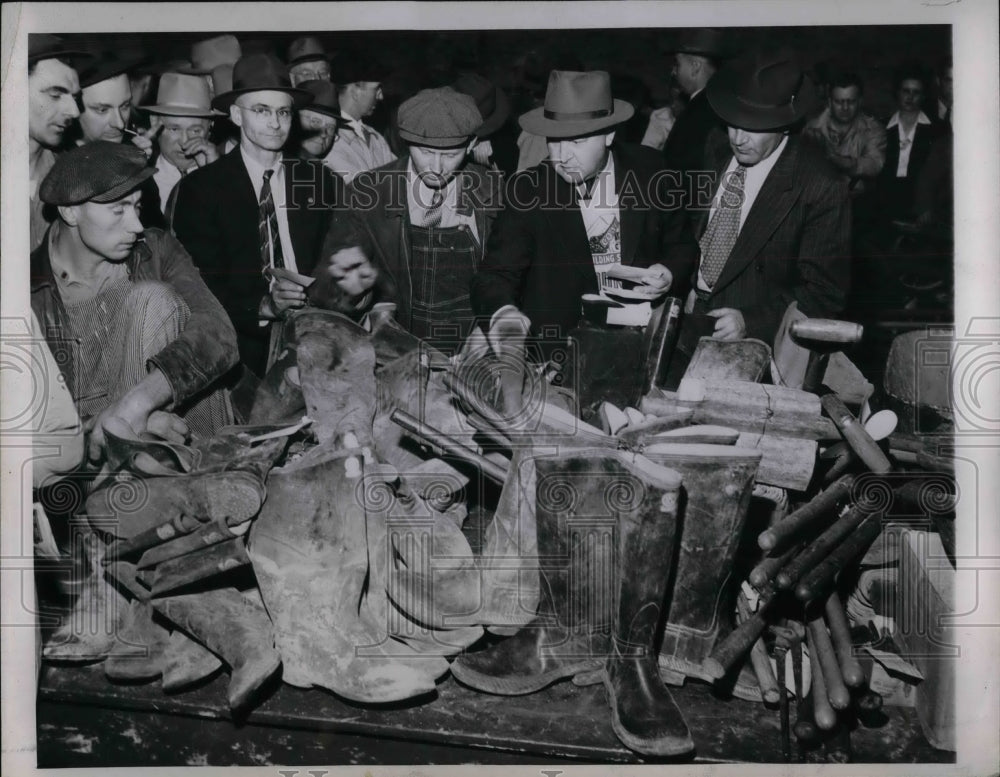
[675,50,850,361]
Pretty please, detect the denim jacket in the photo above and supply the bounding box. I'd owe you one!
[30,226,239,410]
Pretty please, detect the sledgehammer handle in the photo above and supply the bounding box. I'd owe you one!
[821,394,892,474]
[758,474,856,553]
[789,319,863,345]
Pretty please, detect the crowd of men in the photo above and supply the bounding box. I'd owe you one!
[27,29,953,473]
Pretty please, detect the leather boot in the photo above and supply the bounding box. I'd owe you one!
[160,630,224,692]
[601,451,693,756]
[247,444,448,704]
[153,586,281,712]
[640,442,761,685]
[104,599,170,682]
[293,309,377,447]
[451,448,629,695]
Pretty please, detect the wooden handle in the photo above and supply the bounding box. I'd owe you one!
[749,544,797,589]
[795,513,883,602]
[775,504,869,590]
[807,628,839,730]
[792,639,818,744]
[824,592,867,688]
[703,609,770,680]
[390,409,509,484]
[759,474,855,553]
[751,636,781,704]
[822,394,892,474]
[808,611,851,710]
[790,319,863,345]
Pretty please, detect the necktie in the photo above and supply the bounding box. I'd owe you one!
[698,165,746,288]
[353,122,370,146]
[259,168,285,271]
[423,188,445,228]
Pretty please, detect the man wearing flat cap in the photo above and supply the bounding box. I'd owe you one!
[312,86,500,350]
[470,70,697,357]
[138,72,225,229]
[324,54,396,183]
[30,142,239,461]
[673,50,850,368]
[28,35,89,250]
[172,53,343,382]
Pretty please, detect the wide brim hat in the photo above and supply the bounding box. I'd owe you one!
[452,72,510,138]
[78,52,149,90]
[297,79,342,120]
[28,34,94,67]
[178,34,242,76]
[668,28,733,60]
[519,70,633,138]
[139,72,225,117]
[706,50,812,131]
[211,53,313,111]
[287,36,329,67]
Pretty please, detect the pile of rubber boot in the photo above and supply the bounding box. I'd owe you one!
[44,424,291,713]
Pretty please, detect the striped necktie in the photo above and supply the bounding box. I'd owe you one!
[698,165,746,288]
[423,188,445,228]
[259,168,285,271]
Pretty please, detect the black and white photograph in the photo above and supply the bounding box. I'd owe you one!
[1,1,998,773]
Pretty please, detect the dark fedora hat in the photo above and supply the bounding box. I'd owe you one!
[519,70,634,138]
[28,34,94,67]
[287,36,329,67]
[297,79,342,120]
[78,51,149,90]
[669,28,732,60]
[452,72,510,138]
[211,53,313,111]
[331,51,389,85]
[706,50,811,131]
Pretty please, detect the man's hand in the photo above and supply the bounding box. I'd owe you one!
[128,125,163,159]
[707,307,747,341]
[638,263,673,295]
[146,410,190,444]
[471,139,494,167]
[488,306,531,357]
[86,370,173,462]
[328,246,377,300]
[271,278,309,316]
[179,136,220,168]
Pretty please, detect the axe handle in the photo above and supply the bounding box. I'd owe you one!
[789,319,863,344]
[759,474,856,553]
[807,627,839,731]
[824,591,867,688]
[703,601,772,680]
[775,504,869,591]
[795,513,884,602]
[390,409,509,484]
[822,394,892,474]
[808,610,851,710]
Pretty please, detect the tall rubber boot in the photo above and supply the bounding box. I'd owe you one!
[247,443,448,704]
[601,451,693,756]
[641,443,761,684]
[451,448,629,695]
[153,586,281,712]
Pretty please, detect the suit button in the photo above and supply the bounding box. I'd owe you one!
[756,263,764,273]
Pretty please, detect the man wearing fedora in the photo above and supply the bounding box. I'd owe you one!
[137,72,224,229]
[662,28,731,193]
[31,141,238,458]
[29,35,89,250]
[286,36,332,87]
[471,70,696,355]
[312,86,501,350]
[453,72,516,175]
[293,79,342,161]
[675,51,850,359]
[324,55,396,183]
[172,53,342,381]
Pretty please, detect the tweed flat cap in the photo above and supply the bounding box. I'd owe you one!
[397,87,482,148]
[40,141,155,205]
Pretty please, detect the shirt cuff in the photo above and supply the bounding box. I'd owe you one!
[490,304,521,330]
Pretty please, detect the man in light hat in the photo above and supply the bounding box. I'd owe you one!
[138,72,225,227]
[673,50,849,363]
[312,86,500,350]
[324,53,396,183]
[181,34,242,96]
[31,141,238,459]
[28,35,89,250]
[470,70,696,358]
[286,36,332,87]
[172,53,343,381]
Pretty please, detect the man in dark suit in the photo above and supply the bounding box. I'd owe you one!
[675,50,851,358]
[173,54,343,379]
[662,29,731,199]
[470,70,697,356]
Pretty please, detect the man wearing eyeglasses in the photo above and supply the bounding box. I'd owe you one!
[172,54,343,385]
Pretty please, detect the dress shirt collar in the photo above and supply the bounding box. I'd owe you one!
[887,111,932,129]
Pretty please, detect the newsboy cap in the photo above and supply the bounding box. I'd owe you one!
[40,141,155,205]
[397,87,482,148]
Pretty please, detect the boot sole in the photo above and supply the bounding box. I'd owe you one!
[451,656,601,696]
[603,674,695,757]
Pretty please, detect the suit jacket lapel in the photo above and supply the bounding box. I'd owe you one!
[540,163,594,281]
[712,139,800,293]
[614,149,642,266]
[694,154,732,240]
[282,158,312,269]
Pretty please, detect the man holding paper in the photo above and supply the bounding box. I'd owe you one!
[470,70,698,359]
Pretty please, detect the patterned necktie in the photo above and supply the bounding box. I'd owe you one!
[423,188,445,228]
[353,122,370,147]
[259,168,285,271]
[698,165,746,288]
